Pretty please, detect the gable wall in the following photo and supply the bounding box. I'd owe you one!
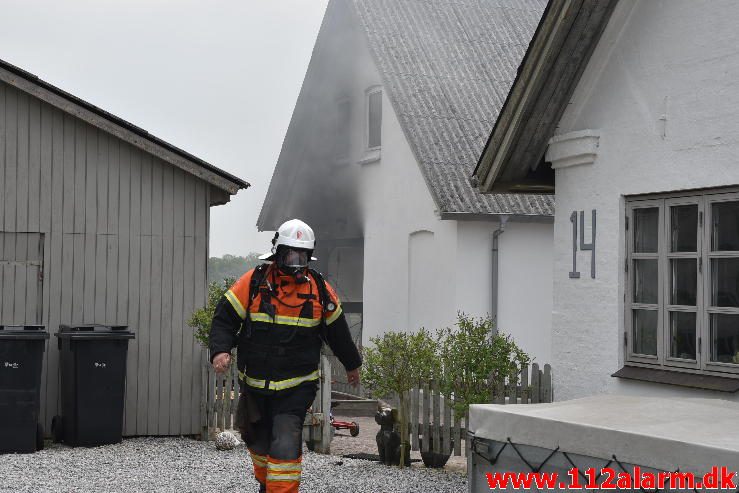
[550,0,739,400]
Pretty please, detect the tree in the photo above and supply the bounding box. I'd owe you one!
[361,329,440,467]
[208,253,261,284]
[437,313,530,417]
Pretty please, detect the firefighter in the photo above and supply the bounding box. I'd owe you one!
[209,219,362,493]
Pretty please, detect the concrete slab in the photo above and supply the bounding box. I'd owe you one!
[469,394,739,472]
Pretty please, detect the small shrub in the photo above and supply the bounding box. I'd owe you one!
[188,276,236,348]
[437,313,530,416]
[361,329,440,467]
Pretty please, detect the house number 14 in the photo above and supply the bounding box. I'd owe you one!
[570,210,596,279]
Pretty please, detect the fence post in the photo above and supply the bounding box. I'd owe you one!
[317,355,332,454]
[531,363,540,404]
[432,379,441,454]
[507,366,517,405]
[443,389,451,455]
[200,357,210,440]
[422,380,430,453]
[521,363,529,404]
[411,383,420,451]
[543,364,552,403]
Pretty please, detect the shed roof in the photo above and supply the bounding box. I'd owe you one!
[354,0,553,217]
[0,58,249,196]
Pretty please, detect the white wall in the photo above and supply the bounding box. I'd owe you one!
[497,221,554,365]
[550,0,739,401]
[456,220,554,365]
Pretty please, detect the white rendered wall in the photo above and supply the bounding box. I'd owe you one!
[550,0,739,401]
[497,221,554,365]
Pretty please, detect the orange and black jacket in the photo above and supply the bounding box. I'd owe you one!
[209,264,361,394]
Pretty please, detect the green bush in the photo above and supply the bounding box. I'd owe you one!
[361,328,440,400]
[361,328,440,467]
[188,276,236,348]
[437,313,530,416]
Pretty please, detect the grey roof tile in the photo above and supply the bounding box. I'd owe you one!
[353,0,553,216]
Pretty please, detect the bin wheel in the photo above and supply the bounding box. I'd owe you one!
[305,440,316,452]
[51,415,64,443]
[350,422,360,437]
[36,423,45,451]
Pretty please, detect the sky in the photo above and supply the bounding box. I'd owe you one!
[0,0,330,256]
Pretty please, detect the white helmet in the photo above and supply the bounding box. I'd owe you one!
[259,219,316,261]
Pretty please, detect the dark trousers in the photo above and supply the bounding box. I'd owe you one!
[237,383,317,493]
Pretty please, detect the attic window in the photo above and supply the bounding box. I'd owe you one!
[367,87,382,150]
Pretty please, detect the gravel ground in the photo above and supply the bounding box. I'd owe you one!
[0,436,467,493]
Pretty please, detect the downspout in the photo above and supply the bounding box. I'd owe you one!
[491,215,510,333]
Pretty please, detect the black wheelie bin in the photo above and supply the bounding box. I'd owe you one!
[0,325,49,453]
[52,325,134,447]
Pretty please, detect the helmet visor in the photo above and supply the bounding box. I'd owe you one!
[282,248,309,269]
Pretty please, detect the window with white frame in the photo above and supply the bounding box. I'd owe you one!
[626,189,739,376]
[366,87,382,150]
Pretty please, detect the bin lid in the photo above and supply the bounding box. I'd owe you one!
[55,324,135,340]
[0,325,49,340]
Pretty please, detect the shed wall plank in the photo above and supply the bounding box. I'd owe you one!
[84,126,97,234]
[0,83,6,229]
[62,114,75,233]
[28,98,41,232]
[107,139,119,233]
[5,86,17,231]
[71,233,84,324]
[39,103,52,232]
[124,147,142,436]
[16,91,29,232]
[96,133,109,234]
[73,119,86,233]
[137,235,152,434]
[169,169,186,434]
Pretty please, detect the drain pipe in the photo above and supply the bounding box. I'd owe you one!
[491,215,509,332]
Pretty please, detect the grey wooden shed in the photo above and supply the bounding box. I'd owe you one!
[0,59,249,437]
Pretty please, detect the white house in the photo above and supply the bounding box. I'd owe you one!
[467,0,739,483]
[258,0,555,367]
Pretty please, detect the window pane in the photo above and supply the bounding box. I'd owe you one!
[368,91,382,148]
[670,259,697,306]
[633,259,658,304]
[633,309,658,356]
[670,205,698,252]
[669,312,696,360]
[711,258,739,308]
[712,201,739,251]
[634,208,659,253]
[710,314,739,364]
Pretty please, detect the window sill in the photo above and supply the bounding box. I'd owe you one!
[612,366,739,392]
[358,149,381,165]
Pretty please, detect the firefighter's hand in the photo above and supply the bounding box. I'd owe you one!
[212,353,231,374]
[346,368,360,387]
